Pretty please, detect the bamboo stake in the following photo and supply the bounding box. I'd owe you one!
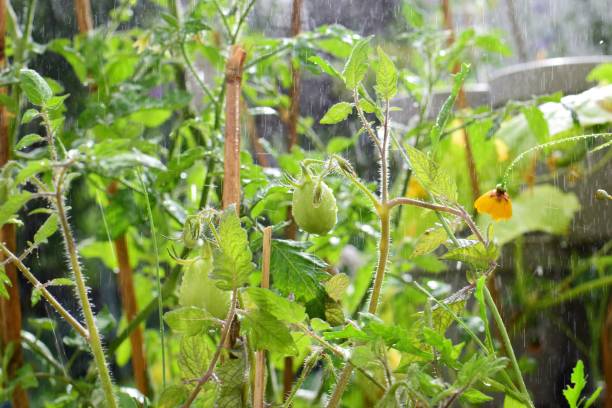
[254,227,272,408]
[0,0,29,405]
[283,0,303,394]
[113,226,149,395]
[73,0,93,33]
[222,45,246,211]
[441,0,480,202]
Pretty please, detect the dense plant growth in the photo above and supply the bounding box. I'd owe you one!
[0,1,611,407]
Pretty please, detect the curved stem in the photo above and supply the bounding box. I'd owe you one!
[484,286,533,408]
[55,193,117,407]
[0,243,88,338]
[502,133,611,187]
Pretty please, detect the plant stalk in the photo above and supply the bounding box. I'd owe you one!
[55,193,117,407]
[484,286,533,408]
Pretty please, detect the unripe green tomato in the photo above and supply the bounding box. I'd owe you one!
[292,179,337,235]
[178,257,230,319]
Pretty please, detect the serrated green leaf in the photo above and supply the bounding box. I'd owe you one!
[269,239,327,302]
[178,335,212,379]
[343,37,372,89]
[215,357,246,408]
[456,354,508,389]
[245,287,306,323]
[19,69,53,106]
[163,307,214,336]
[320,102,353,125]
[15,134,44,150]
[242,309,297,356]
[411,224,449,257]
[563,360,587,408]
[158,385,188,408]
[375,47,397,100]
[429,63,469,150]
[211,210,254,290]
[0,192,32,227]
[404,144,457,200]
[442,240,497,272]
[34,214,58,244]
[324,273,350,301]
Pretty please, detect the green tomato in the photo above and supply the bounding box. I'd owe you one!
[292,179,337,235]
[178,257,230,319]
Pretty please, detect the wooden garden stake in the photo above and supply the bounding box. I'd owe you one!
[0,0,29,405]
[283,0,303,395]
[107,186,149,396]
[73,0,93,33]
[223,45,246,211]
[254,227,272,408]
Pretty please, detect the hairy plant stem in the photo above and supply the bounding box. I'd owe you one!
[41,107,118,406]
[0,243,88,338]
[484,286,533,408]
[55,193,117,407]
[182,287,239,408]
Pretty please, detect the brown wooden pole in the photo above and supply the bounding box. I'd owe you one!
[73,0,93,33]
[222,45,246,353]
[253,227,272,408]
[0,0,29,405]
[222,45,246,211]
[106,184,149,396]
[283,0,303,396]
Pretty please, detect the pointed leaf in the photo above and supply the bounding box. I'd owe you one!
[320,102,353,125]
[343,37,372,89]
[33,214,59,244]
[211,210,254,290]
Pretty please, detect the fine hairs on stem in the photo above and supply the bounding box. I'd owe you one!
[3,105,120,406]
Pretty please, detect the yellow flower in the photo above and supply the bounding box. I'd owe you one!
[474,186,512,221]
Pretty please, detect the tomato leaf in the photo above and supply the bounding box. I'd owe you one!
[342,37,372,89]
[211,209,255,290]
[242,309,297,356]
[320,102,353,124]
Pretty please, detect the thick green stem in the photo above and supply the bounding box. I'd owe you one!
[326,363,354,408]
[368,210,391,314]
[484,286,533,408]
[55,195,117,407]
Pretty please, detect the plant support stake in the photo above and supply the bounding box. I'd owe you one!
[254,227,272,408]
[0,0,29,404]
[223,45,246,211]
